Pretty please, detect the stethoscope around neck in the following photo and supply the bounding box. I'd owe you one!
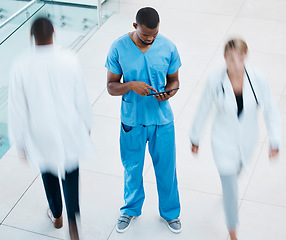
[220,66,259,107]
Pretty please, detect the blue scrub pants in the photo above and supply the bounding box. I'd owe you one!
[120,121,180,220]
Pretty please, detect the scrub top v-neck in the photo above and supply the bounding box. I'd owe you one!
[105,33,181,126]
[128,33,154,54]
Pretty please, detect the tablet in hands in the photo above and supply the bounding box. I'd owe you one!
[147,88,179,96]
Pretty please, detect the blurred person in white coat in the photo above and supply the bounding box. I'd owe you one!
[8,17,94,240]
[190,39,281,240]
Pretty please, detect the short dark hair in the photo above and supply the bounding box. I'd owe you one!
[136,7,160,29]
[31,17,54,44]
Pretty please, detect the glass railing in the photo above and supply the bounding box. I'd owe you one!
[0,0,37,25]
[0,0,119,159]
[0,1,45,45]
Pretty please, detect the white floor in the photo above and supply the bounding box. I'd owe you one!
[1,0,286,239]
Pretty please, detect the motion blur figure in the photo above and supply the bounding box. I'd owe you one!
[190,39,281,240]
[8,17,94,240]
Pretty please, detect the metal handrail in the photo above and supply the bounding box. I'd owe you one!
[97,0,102,27]
[0,0,39,29]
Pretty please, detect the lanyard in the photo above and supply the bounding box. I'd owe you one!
[221,67,259,106]
[244,67,259,106]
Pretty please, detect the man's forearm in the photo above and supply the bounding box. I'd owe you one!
[107,81,133,96]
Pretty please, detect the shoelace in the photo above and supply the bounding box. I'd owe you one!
[118,215,132,223]
[168,219,181,225]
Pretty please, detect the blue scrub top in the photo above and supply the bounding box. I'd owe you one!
[105,33,181,126]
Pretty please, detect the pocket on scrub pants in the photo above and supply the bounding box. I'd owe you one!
[121,123,133,133]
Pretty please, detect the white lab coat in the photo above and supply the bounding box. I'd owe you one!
[8,45,94,177]
[190,65,281,175]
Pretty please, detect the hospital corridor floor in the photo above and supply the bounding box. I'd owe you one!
[1,0,286,239]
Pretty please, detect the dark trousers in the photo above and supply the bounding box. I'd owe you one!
[41,167,80,222]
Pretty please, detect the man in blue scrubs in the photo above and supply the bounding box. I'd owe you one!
[105,7,181,233]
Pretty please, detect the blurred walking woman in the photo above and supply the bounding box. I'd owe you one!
[190,39,281,240]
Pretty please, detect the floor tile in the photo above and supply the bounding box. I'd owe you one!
[120,0,165,8]
[227,17,286,56]
[0,225,61,240]
[2,176,68,239]
[78,30,118,69]
[158,8,234,47]
[82,67,107,105]
[243,143,286,207]
[239,0,286,23]
[0,155,39,223]
[76,170,126,240]
[164,0,245,16]
[92,89,121,118]
[237,200,286,240]
[277,96,286,141]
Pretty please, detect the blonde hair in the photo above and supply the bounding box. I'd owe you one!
[224,38,248,55]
